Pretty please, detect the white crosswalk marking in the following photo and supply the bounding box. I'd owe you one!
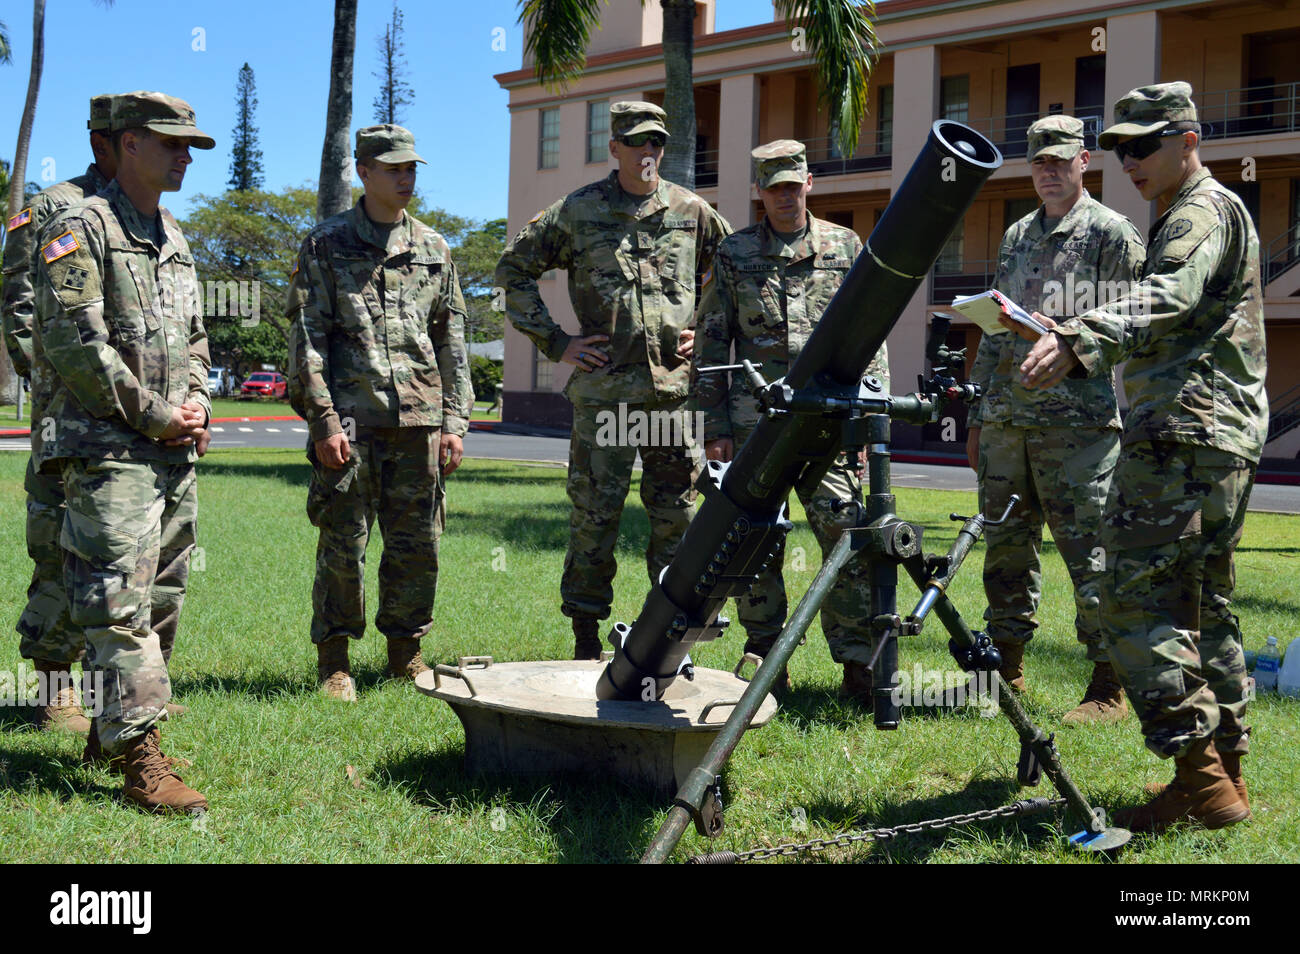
[238,426,254,433]
[211,426,225,432]
[292,427,307,433]
[265,427,280,432]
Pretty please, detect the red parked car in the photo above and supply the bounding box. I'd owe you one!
[241,372,288,399]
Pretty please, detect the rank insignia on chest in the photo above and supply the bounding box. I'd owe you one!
[42,231,81,263]
[637,231,654,250]
[62,266,90,291]
[7,208,32,231]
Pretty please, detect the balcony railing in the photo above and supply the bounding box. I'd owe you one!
[1263,220,1300,287]
[1199,82,1300,141]
[963,109,1107,158]
[802,130,893,177]
[930,260,996,303]
[694,148,720,188]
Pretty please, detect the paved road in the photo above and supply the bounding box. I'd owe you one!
[5,419,1298,512]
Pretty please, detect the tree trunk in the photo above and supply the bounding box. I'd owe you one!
[659,0,696,191]
[1,0,45,404]
[316,0,358,222]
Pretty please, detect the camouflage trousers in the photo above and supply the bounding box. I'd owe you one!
[59,458,197,755]
[306,426,445,644]
[17,455,82,663]
[1099,441,1254,759]
[977,423,1119,661]
[730,427,874,665]
[562,399,702,621]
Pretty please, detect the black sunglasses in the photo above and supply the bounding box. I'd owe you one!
[620,133,666,148]
[1113,127,1187,162]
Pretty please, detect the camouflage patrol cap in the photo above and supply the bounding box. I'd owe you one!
[355,124,426,164]
[111,91,215,149]
[1099,81,1198,149]
[610,101,669,139]
[751,139,808,189]
[87,94,115,132]
[1026,115,1084,160]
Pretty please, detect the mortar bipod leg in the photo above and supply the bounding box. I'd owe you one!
[898,552,1129,850]
[641,530,859,864]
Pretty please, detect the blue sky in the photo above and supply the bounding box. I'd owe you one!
[1,0,779,223]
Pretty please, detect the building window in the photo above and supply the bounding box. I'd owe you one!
[532,346,554,391]
[941,76,970,122]
[1004,197,1039,232]
[877,85,893,154]
[539,108,560,169]
[586,101,609,164]
[935,219,964,274]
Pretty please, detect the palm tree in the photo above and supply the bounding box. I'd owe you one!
[517,0,879,191]
[1,19,13,63]
[2,0,113,401]
[6,0,44,225]
[317,0,358,222]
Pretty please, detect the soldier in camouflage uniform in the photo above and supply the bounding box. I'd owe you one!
[695,140,888,699]
[32,91,214,812]
[496,102,730,659]
[966,116,1145,722]
[286,125,474,701]
[2,95,118,733]
[1012,83,1266,833]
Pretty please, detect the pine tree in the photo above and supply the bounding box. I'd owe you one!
[372,2,414,125]
[228,62,265,191]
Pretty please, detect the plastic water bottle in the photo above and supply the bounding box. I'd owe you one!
[1277,637,1300,699]
[1254,637,1281,694]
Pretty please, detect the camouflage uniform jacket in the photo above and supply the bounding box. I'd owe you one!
[31,180,211,469]
[286,202,474,442]
[968,191,1144,428]
[694,215,888,442]
[1055,168,1269,463]
[3,164,112,406]
[496,171,731,405]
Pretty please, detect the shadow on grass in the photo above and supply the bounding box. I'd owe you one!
[0,738,116,801]
[170,669,317,700]
[799,776,1063,863]
[1233,592,1300,616]
[373,744,666,862]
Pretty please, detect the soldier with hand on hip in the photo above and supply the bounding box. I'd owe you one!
[496,101,730,660]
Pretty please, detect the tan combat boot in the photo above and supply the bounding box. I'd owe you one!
[1114,737,1250,834]
[993,640,1026,693]
[572,618,602,661]
[1145,749,1250,814]
[317,636,357,701]
[838,662,873,705]
[1062,660,1129,724]
[121,728,207,814]
[386,636,430,680]
[32,658,91,733]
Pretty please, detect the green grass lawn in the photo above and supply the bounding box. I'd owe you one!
[0,402,31,425]
[0,447,1296,863]
[208,397,296,419]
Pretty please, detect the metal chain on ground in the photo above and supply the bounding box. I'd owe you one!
[688,797,1067,864]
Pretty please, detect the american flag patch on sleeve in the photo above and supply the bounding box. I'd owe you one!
[41,231,81,264]
[7,208,32,230]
